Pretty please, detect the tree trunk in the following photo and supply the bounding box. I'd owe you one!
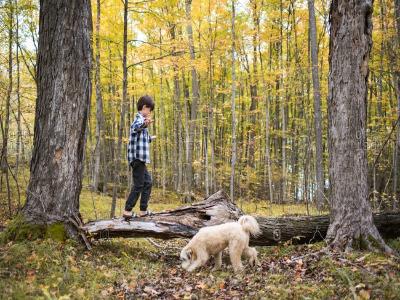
[82,190,400,246]
[111,0,128,218]
[230,0,237,202]
[260,35,273,203]
[23,0,92,236]
[92,0,104,192]
[308,0,324,210]
[1,0,13,216]
[327,0,391,253]
[279,0,286,204]
[247,0,259,168]
[184,0,199,202]
[393,0,400,210]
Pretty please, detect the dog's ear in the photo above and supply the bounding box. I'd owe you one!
[186,248,197,261]
[186,248,192,260]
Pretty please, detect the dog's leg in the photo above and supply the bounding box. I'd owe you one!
[229,241,244,273]
[212,252,222,271]
[243,247,259,267]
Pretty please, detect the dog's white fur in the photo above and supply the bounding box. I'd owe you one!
[180,215,261,273]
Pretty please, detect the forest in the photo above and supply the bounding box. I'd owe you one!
[0,0,399,299]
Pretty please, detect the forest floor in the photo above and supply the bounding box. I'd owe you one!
[0,187,399,299]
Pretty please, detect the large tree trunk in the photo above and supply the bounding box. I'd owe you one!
[82,190,400,246]
[327,0,391,252]
[23,0,92,236]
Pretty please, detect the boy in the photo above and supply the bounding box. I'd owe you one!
[123,95,156,220]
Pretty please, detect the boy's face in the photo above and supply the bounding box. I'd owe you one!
[141,105,152,117]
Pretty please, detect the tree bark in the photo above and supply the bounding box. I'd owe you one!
[393,0,400,210]
[92,0,104,192]
[111,0,128,218]
[22,0,92,235]
[184,0,199,202]
[230,0,237,202]
[327,0,391,253]
[82,190,400,246]
[1,0,13,217]
[308,0,325,210]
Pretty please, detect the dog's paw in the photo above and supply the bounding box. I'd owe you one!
[212,266,221,272]
[233,266,244,274]
[249,258,260,267]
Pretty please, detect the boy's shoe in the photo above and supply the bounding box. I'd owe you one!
[122,211,136,221]
[139,210,153,217]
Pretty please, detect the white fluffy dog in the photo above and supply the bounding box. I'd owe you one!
[180,215,261,273]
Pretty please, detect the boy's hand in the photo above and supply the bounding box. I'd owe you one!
[144,117,153,126]
[151,135,157,140]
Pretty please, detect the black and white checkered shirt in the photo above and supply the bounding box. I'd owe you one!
[127,112,153,164]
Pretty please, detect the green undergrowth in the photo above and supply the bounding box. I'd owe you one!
[0,187,397,298]
[0,235,399,299]
[0,214,67,244]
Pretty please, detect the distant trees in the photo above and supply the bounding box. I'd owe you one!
[0,0,399,215]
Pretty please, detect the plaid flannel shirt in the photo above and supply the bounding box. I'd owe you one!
[127,112,152,164]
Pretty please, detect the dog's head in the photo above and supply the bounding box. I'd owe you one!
[238,215,261,237]
[180,246,194,270]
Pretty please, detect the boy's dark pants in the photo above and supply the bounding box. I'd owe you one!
[125,159,152,211]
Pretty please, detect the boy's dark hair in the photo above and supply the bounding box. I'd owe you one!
[137,95,155,111]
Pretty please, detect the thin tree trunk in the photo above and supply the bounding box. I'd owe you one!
[207,4,216,195]
[23,0,92,235]
[182,71,190,199]
[111,0,128,218]
[279,0,286,204]
[327,0,391,253]
[184,0,199,202]
[260,38,273,203]
[1,0,13,216]
[230,0,237,202]
[393,0,400,210]
[159,29,167,196]
[308,0,324,210]
[93,0,104,192]
[15,0,22,179]
[247,0,259,168]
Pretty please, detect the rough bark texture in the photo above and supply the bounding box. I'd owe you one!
[327,0,391,252]
[23,0,92,233]
[82,190,400,246]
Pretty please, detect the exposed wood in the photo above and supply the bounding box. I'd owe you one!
[82,190,400,246]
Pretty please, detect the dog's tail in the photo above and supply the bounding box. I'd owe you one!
[238,215,261,237]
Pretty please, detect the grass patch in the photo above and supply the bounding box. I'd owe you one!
[1,177,397,298]
[0,237,398,299]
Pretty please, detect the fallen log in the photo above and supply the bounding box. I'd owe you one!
[82,190,400,246]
